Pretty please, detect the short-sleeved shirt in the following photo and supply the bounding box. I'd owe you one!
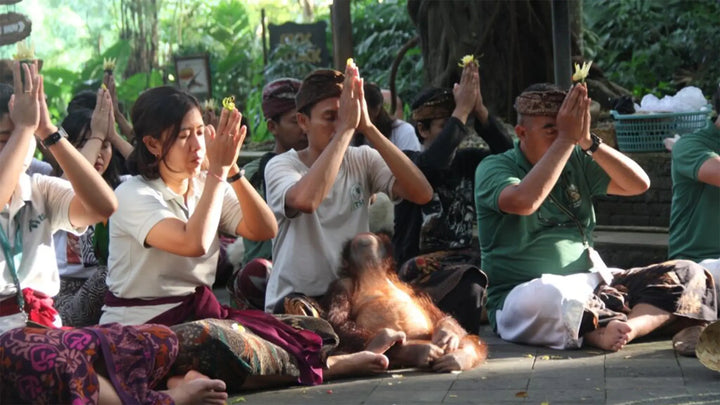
[264,146,396,311]
[474,141,610,327]
[669,123,720,261]
[390,120,422,152]
[1,174,82,299]
[102,173,243,325]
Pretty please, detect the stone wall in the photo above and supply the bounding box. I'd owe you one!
[594,152,672,229]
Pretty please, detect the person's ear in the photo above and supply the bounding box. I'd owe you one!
[515,124,527,142]
[143,135,162,158]
[296,112,310,133]
[267,119,278,134]
[417,122,430,141]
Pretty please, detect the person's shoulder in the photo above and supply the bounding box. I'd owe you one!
[265,149,301,171]
[115,175,155,196]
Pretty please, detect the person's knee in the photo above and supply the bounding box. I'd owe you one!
[505,280,564,319]
[229,258,272,310]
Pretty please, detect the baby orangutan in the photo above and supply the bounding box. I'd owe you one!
[323,232,487,372]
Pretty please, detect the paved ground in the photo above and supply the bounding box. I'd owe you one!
[227,325,720,405]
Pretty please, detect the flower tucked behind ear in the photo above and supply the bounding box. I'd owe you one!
[222,96,236,111]
[458,54,476,68]
[572,61,593,83]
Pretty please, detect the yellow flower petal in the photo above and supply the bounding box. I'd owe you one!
[458,54,476,68]
[103,57,117,72]
[572,61,593,83]
[346,57,355,68]
[222,96,236,111]
[13,39,34,61]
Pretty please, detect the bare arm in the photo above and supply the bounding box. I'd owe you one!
[36,77,117,227]
[104,72,134,142]
[358,81,432,204]
[577,100,649,196]
[698,155,720,187]
[227,163,277,241]
[144,108,244,257]
[0,62,38,207]
[498,85,588,216]
[284,64,361,215]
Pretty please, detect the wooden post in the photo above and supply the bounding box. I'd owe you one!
[551,0,572,89]
[330,0,352,70]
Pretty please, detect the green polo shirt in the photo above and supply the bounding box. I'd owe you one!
[474,141,610,329]
[669,122,720,261]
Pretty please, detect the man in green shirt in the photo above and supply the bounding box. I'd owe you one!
[475,83,716,351]
[669,94,720,310]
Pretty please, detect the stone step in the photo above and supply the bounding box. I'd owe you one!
[593,226,668,269]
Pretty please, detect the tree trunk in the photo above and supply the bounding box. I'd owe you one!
[121,0,159,78]
[408,0,558,122]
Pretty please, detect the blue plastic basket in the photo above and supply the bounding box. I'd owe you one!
[610,106,712,152]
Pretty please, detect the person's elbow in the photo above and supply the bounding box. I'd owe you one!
[414,183,434,204]
[285,193,319,214]
[395,178,433,205]
[497,189,541,216]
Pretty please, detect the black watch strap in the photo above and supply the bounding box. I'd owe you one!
[583,133,603,156]
[227,169,245,183]
[42,127,68,148]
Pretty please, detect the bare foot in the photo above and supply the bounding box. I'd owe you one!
[325,351,389,379]
[366,328,406,354]
[584,320,633,352]
[432,344,480,373]
[164,370,228,405]
[388,341,444,368]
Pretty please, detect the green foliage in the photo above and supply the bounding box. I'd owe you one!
[584,0,720,99]
[350,0,423,109]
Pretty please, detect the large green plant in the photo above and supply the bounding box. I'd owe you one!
[350,0,423,110]
[584,0,720,99]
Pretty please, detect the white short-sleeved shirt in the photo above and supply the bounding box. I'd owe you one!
[390,120,421,152]
[264,146,396,311]
[0,174,83,331]
[100,173,243,325]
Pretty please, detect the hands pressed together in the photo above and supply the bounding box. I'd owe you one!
[205,106,245,176]
[10,61,41,135]
[556,83,592,149]
[453,61,488,123]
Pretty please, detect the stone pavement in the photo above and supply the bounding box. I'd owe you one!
[227,325,720,405]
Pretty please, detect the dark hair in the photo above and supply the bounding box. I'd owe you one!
[60,109,122,189]
[364,82,393,139]
[126,86,200,179]
[67,90,97,114]
[713,85,720,117]
[410,87,450,144]
[0,82,13,117]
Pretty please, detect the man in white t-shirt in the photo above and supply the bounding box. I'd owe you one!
[0,62,117,333]
[264,64,432,313]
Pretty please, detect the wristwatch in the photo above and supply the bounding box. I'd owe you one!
[582,133,603,156]
[42,127,68,148]
[227,169,245,183]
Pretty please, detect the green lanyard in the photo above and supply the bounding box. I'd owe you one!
[0,209,25,313]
